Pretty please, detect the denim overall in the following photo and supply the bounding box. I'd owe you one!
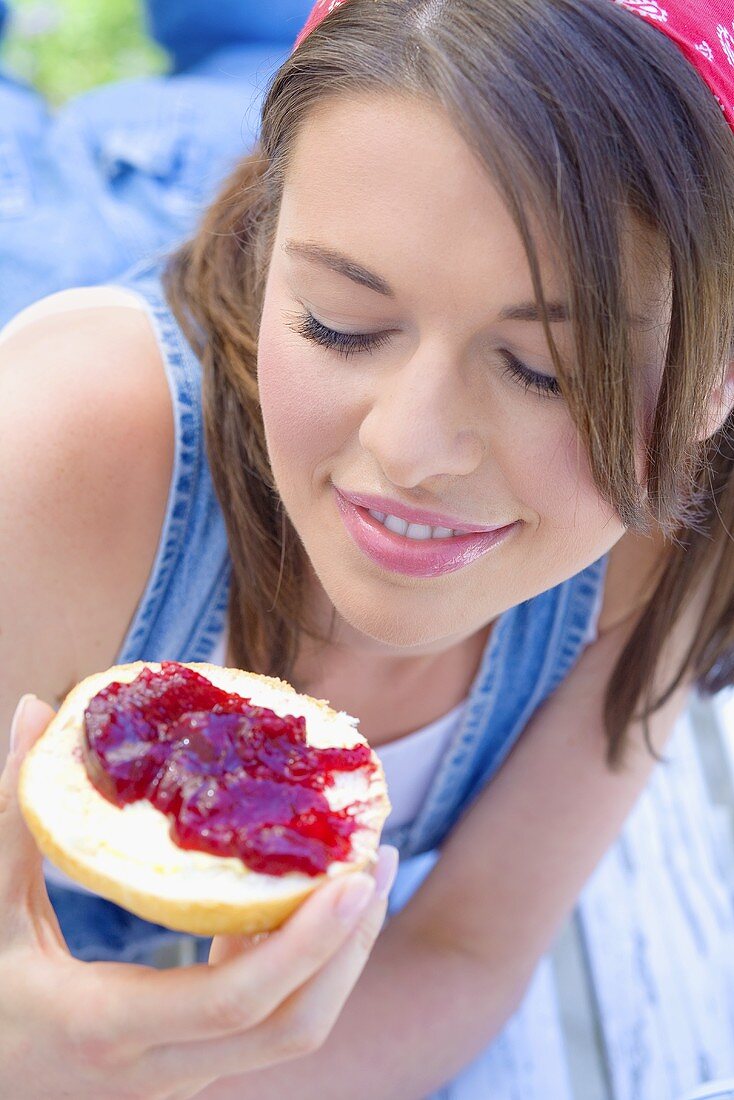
[46,256,609,981]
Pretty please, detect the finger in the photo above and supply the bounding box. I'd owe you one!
[208,930,270,967]
[87,870,377,1049]
[0,695,58,907]
[219,889,389,1074]
[148,891,390,1084]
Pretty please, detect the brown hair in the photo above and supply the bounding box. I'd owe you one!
[164,0,734,768]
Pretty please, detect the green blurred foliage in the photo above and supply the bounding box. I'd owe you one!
[4,0,166,105]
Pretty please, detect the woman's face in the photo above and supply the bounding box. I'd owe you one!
[256,92,668,657]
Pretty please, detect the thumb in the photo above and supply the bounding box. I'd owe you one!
[9,694,55,758]
[0,695,58,907]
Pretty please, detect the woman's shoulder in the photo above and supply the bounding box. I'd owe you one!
[0,286,149,342]
[0,290,174,698]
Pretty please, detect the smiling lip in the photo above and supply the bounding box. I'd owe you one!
[333,487,519,579]
[335,487,509,534]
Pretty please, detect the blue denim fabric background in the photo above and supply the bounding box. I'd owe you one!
[46,879,212,964]
[145,0,313,72]
[0,0,312,327]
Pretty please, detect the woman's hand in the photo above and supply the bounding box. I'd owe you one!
[0,695,398,1100]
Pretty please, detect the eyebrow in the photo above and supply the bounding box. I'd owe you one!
[284,240,395,297]
[283,239,650,325]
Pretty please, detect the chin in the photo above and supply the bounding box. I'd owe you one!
[320,569,473,650]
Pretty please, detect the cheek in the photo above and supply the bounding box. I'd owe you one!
[257,313,358,500]
[514,417,620,534]
[257,323,323,476]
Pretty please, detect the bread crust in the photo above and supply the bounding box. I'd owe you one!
[19,662,390,937]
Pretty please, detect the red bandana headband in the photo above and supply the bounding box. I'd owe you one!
[293,0,734,134]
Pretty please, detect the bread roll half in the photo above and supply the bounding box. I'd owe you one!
[19,662,391,937]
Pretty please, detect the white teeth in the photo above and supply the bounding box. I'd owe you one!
[405,523,434,540]
[383,514,410,536]
[367,509,458,540]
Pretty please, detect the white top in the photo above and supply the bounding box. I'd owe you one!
[1,288,601,888]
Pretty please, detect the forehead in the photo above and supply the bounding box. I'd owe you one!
[277,91,670,332]
[286,91,494,210]
[278,92,565,309]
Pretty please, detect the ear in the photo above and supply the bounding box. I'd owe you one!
[696,359,734,442]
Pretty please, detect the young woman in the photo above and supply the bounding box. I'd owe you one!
[1,0,733,1096]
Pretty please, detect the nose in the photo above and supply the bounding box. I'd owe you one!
[357,344,486,487]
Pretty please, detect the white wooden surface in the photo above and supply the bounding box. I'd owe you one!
[577,691,734,1100]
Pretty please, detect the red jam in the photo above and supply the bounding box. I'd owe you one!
[82,661,376,876]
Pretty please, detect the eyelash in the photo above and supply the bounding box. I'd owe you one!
[290,310,562,398]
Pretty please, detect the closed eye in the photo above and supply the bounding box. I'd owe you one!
[288,309,562,398]
[497,350,562,398]
[287,310,393,358]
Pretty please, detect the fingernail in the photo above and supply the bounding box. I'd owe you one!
[335,874,376,923]
[374,845,399,901]
[10,694,35,754]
